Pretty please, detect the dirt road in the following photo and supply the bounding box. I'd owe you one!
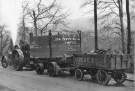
[0,67,134,91]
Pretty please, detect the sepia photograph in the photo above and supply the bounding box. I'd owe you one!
[0,0,134,91]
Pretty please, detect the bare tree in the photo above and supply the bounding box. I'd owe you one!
[117,0,125,53]
[130,0,135,20]
[81,0,98,50]
[0,25,5,55]
[17,24,30,43]
[0,25,12,55]
[126,0,131,54]
[22,1,29,41]
[94,0,98,50]
[26,0,68,36]
[81,0,126,53]
[16,0,29,44]
[97,0,125,53]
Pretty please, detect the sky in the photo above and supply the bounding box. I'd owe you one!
[0,0,22,44]
[0,0,86,44]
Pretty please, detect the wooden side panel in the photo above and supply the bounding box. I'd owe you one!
[94,55,106,68]
[30,31,81,58]
[73,54,110,69]
[110,55,130,70]
[73,54,130,70]
[74,55,91,67]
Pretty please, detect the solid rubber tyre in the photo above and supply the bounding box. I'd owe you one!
[36,63,44,75]
[48,62,60,77]
[1,56,8,68]
[113,71,127,84]
[96,70,111,85]
[75,69,84,81]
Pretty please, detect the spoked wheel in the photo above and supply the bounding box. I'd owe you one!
[2,61,8,68]
[1,56,8,68]
[75,69,84,81]
[36,63,44,75]
[96,70,111,85]
[113,71,127,84]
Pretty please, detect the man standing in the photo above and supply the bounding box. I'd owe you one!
[19,40,30,66]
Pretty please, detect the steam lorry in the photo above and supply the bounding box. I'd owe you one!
[1,30,131,85]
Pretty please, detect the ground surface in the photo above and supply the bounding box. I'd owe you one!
[0,67,134,91]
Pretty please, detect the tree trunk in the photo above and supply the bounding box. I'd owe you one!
[33,10,38,36]
[118,0,125,53]
[0,26,4,56]
[126,0,131,54]
[1,32,3,55]
[94,0,98,51]
[41,30,43,36]
[22,17,26,41]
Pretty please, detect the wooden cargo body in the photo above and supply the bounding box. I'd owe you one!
[30,31,81,58]
[73,53,131,70]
